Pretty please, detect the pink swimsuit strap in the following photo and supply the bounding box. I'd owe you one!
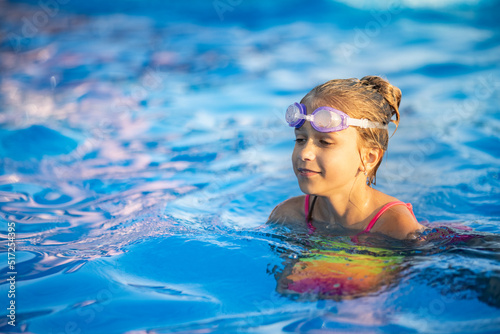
[350,201,415,242]
[359,201,415,234]
[305,195,415,237]
[304,194,316,233]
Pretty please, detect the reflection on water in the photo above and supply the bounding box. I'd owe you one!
[271,229,500,307]
[276,241,403,301]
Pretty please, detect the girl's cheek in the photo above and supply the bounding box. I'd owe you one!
[291,147,299,160]
[291,154,298,168]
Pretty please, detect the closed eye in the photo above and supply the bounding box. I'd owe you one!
[319,140,333,146]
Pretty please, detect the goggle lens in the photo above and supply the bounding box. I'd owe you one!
[285,104,299,124]
[286,103,305,128]
[313,108,342,130]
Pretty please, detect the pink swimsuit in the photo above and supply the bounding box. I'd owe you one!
[304,194,416,238]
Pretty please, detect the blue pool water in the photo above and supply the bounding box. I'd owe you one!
[1,0,500,333]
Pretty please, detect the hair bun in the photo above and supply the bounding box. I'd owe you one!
[360,76,401,123]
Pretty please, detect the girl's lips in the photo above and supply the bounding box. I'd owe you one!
[298,168,320,177]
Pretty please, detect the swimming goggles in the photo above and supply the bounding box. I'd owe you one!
[286,103,388,133]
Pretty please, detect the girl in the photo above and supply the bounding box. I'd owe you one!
[268,76,425,240]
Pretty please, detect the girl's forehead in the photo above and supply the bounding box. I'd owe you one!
[295,122,358,140]
[303,96,345,114]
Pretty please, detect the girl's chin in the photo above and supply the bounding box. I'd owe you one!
[298,183,320,195]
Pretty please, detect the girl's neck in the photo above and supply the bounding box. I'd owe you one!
[319,179,375,229]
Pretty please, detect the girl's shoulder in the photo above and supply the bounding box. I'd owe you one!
[368,192,424,239]
[267,195,307,228]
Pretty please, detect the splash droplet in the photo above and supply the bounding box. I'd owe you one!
[50,76,57,89]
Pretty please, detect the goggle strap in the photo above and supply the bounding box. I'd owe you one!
[348,118,387,130]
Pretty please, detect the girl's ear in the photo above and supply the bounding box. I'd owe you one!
[360,147,384,172]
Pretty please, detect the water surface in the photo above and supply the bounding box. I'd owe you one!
[1,0,500,333]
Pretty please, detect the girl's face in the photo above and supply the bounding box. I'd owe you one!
[292,103,364,196]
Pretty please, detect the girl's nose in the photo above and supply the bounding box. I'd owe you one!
[300,141,315,161]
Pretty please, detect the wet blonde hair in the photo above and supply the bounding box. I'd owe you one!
[300,75,402,186]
